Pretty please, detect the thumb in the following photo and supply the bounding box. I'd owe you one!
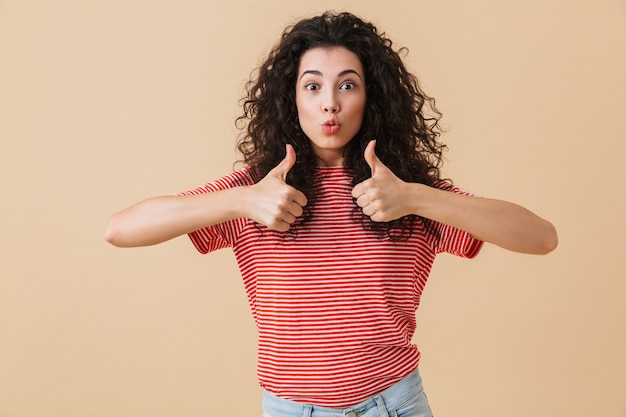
[364,140,382,176]
[270,144,297,181]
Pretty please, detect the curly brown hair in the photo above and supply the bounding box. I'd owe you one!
[236,11,447,239]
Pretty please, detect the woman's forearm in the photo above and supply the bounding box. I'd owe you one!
[104,188,247,248]
[410,184,558,255]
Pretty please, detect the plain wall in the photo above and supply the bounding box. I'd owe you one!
[1,0,625,416]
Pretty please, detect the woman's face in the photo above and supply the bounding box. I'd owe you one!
[295,46,366,166]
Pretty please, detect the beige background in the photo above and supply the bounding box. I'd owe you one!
[1,0,625,416]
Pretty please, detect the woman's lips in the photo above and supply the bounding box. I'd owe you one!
[322,120,341,135]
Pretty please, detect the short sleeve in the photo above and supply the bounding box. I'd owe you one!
[178,167,255,254]
[431,181,484,258]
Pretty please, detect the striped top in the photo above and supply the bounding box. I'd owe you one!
[182,166,483,407]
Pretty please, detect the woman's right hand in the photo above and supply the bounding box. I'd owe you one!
[243,144,307,232]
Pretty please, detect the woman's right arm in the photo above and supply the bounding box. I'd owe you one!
[104,145,307,248]
[105,189,248,247]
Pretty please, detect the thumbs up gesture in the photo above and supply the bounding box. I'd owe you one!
[352,140,410,222]
[246,144,308,231]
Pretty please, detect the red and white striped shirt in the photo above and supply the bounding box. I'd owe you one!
[182,166,482,407]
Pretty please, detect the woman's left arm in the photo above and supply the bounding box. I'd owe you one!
[406,186,558,254]
[352,141,558,255]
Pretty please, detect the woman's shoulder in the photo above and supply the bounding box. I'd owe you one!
[180,166,255,196]
[432,178,474,196]
[215,165,257,187]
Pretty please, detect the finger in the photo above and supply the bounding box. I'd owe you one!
[284,200,305,218]
[280,211,297,225]
[269,220,291,232]
[269,144,297,182]
[351,178,374,201]
[364,140,381,176]
[353,192,369,209]
[291,191,308,209]
[360,198,380,218]
[351,182,364,200]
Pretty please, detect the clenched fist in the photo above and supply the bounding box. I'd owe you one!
[352,140,412,222]
[245,144,308,231]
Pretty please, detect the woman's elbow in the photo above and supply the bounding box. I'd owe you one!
[104,214,132,247]
[535,221,559,255]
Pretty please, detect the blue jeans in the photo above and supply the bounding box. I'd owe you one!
[261,368,433,417]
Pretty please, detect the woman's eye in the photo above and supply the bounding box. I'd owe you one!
[340,82,355,90]
[305,83,319,91]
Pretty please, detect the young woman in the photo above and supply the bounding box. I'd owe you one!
[105,11,557,417]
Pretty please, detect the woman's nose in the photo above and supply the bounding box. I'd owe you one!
[322,93,340,113]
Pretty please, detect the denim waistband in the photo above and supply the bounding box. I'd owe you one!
[262,368,426,417]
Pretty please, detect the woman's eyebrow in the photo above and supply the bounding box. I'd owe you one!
[299,69,363,80]
[337,69,362,79]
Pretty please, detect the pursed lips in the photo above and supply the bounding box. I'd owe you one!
[322,119,341,134]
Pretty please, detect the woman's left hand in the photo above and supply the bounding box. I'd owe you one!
[352,140,411,222]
